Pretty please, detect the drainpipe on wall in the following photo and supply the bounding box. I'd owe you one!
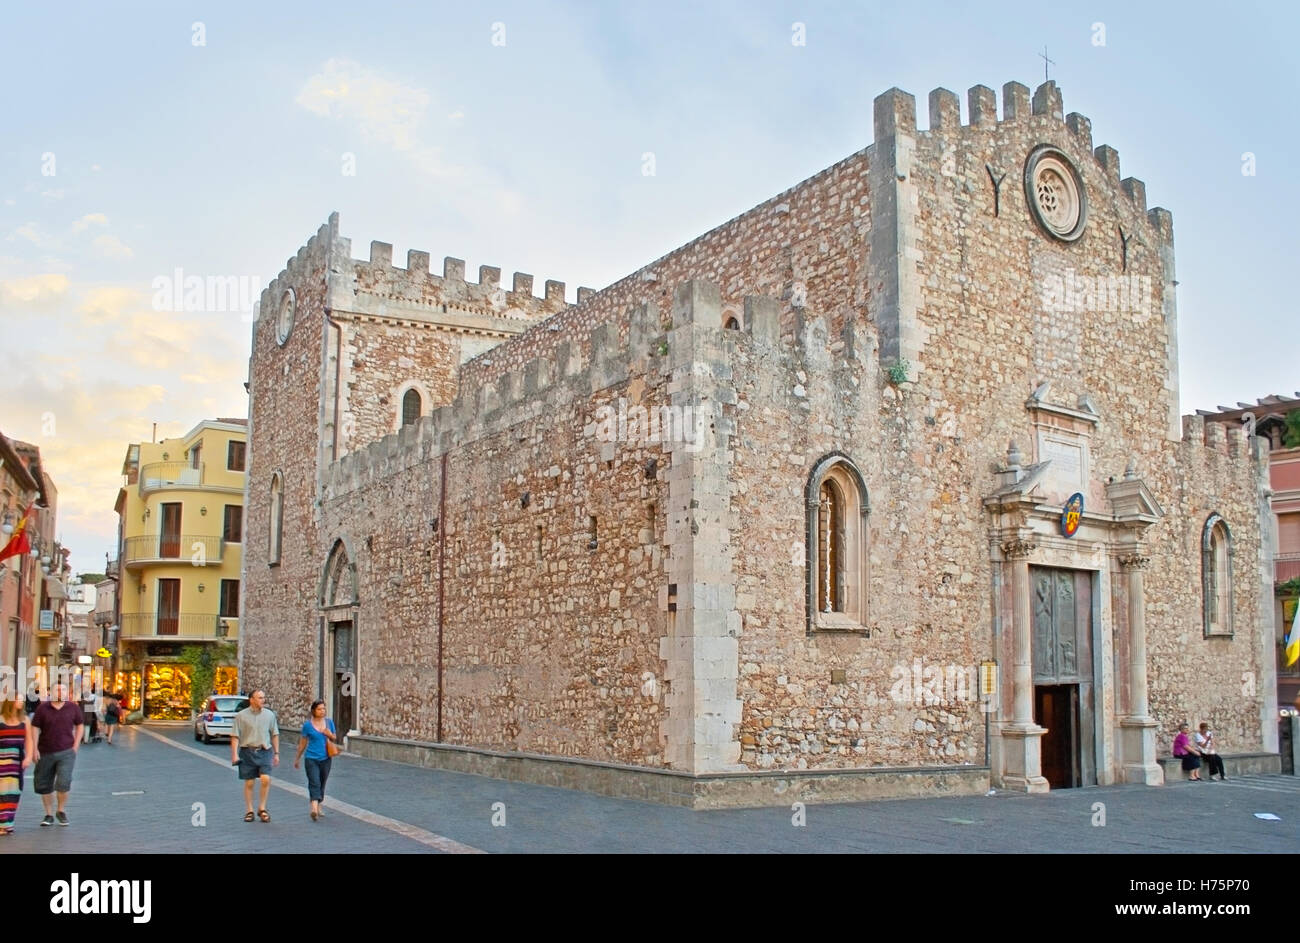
[437,449,447,743]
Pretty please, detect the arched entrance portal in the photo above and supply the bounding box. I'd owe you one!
[320,539,358,736]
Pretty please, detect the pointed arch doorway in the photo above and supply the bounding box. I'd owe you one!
[320,539,358,736]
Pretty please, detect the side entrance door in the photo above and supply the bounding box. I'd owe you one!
[332,620,355,735]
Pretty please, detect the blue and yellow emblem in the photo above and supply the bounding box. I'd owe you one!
[1061,492,1084,538]
[1060,491,1081,535]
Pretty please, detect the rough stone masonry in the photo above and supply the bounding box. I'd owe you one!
[240,79,1278,808]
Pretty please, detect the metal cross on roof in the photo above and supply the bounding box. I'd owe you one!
[1040,46,1056,82]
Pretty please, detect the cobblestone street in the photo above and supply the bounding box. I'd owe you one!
[7,724,1298,854]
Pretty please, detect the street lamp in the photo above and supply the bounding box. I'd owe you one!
[1,510,13,536]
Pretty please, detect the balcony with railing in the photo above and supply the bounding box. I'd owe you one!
[1277,552,1300,584]
[122,534,223,569]
[139,461,205,496]
[120,612,239,640]
[105,557,119,578]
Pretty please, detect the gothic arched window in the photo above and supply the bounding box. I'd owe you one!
[1202,513,1233,637]
[806,455,869,632]
[268,472,284,567]
[402,388,422,428]
[321,538,359,608]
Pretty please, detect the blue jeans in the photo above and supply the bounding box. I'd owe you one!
[305,757,332,802]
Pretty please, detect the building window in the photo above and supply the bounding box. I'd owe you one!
[806,454,869,632]
[268,473,283,566]
[1202,514,1233,637]
[219,579,239,618]
[817,480,844,612]
[189,442,202,470]
[227,440,246,472]
[402,388,422,427]
[223,505,242,543]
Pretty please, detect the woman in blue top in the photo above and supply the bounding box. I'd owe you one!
[293,700,338,820]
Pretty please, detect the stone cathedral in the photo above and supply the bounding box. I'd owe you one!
[241,79,1278,807]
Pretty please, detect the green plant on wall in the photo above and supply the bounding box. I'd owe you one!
[888,359,910,385]
[180,642,238,713]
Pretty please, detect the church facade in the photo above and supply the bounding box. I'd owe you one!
[240,79,1279,807]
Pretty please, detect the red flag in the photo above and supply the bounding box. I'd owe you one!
[0,505,33,563]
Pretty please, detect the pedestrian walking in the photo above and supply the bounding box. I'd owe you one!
[103,692,122,744]
[292,699,338,821]
[1173,722,1203,781]
[23,681,42,719]
[0,699,34,835]
[1196,723,1226,780]
[80,681,98,745]
[230,689,279,822]
[31,681,84,825]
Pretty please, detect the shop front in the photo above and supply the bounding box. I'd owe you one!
[116,640,238,719]
[143,662,192,720]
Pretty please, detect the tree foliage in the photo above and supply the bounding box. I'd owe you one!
[179,642,238,713]
[1283,410,1300,449]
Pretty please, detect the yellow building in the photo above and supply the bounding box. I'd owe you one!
[113,419,246,719]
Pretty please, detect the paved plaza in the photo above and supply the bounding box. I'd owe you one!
[5,724,1297,854]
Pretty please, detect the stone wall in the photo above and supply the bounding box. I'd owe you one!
[241,79,1274,792]
[241,218,338,716]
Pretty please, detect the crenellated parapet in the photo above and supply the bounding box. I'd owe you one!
[344,235,585,328]
[1178,412,1269,475]
[873,79,1173,247]
[254,213,342,332]
[318,274,870,504]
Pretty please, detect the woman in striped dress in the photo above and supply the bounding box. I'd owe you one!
[0,699,34,834]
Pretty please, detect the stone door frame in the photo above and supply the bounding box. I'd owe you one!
[985,457,1164,791]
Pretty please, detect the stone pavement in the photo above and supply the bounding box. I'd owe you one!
[6,723,1298,853]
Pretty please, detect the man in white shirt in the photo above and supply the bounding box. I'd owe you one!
[1196,723,1226,780]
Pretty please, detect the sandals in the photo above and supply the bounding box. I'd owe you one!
[258,809,271,822]
[310,809,318,821]
[243,811,255,822]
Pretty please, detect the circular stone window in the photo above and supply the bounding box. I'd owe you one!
[1024,146,1087,242]
[275,288,296,346]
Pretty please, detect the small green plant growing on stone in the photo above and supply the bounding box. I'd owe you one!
[656,340,669,356]
[888,359,910,385]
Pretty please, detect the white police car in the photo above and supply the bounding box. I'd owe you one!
[193,694,250,743]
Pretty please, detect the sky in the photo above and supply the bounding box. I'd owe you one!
[0,0,1296,572]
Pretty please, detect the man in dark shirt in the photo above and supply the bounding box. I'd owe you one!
[31,681,83,826]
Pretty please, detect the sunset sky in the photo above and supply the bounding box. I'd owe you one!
[1,0,1295,571]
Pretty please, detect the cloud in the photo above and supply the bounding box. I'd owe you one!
[297,58,451,177]
[0,273,70,309]
[92,234,134,259]
[79,284,144,323]
[9,223,54,248]
[72,213,109,233]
